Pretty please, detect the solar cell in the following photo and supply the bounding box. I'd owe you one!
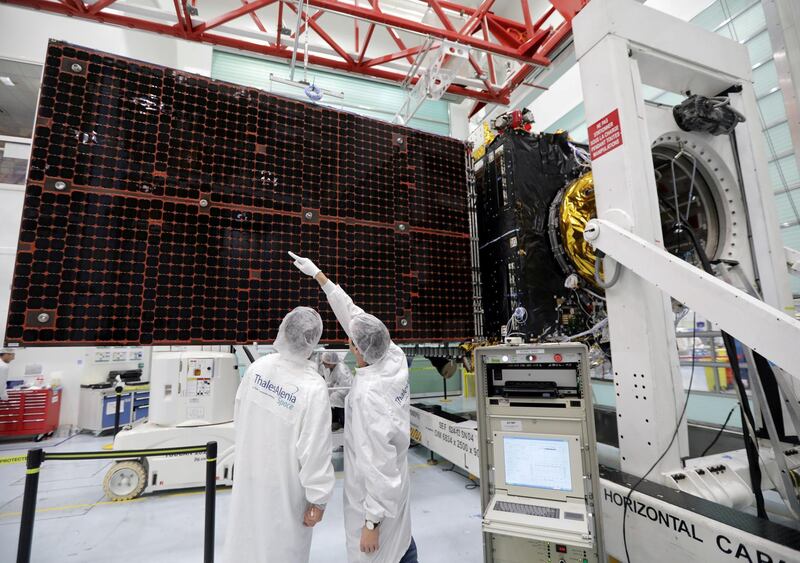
[6,41,474,346]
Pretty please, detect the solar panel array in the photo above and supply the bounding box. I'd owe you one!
[5,41,474,346]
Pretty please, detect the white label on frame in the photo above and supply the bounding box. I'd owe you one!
[501,420,522,431]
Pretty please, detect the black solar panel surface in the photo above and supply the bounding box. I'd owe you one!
[5,41,474,346]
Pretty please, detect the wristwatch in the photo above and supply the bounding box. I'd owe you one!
[365,520,381,530]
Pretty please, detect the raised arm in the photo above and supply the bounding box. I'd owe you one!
[288,252,365,338]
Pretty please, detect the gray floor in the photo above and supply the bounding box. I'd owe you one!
[0,433,482,562]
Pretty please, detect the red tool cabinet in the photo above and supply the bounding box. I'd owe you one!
[0,388,62,441]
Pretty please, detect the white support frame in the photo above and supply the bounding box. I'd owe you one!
[583,218,800,379]
[573,0,798,480]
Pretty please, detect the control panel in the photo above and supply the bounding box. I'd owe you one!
[476,343,603,563]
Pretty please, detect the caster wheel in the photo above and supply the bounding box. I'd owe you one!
[103,460,146,501]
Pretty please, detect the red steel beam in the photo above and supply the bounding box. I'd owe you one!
[534,5,557,30]
[425,0,495,94]
[285,2,354,66]
[485,15,525,49]
[384,27,415,64]
[366,0,415,65]
[459,0,495,37]
[300,0,550,65]
[241,0,268,34]
[550,0,587,20]
[469,7,577,117]
[482,17,496,85]
[8,0,505,102]
[297,9,324,38]
[439,0,528,34]
[87,0,116,15]
[356,22,375,64]
[192,0,278,34]
[179,0,194,33]
[520,0,534,36]
[362,45,424,68]
[426,0,454,31]
[62,0,84,12]
[2,0,582,104]
[172,0,188,34]
[277,0,284,47]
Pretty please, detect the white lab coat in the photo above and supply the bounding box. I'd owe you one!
[323,281,413,563]
[0,362,9,401]
[222,353,335,563]
[323,363,353,409]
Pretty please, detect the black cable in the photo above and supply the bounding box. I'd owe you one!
[241,345,256,364]
[621,313,697,563]
[677,222,767,519]
[700,406,737,457]
[440,460,479,489]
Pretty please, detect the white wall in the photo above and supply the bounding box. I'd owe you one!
[0,5,213,71]
[0,5,214,431]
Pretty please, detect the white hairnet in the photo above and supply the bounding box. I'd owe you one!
[273,307,323,359]
[350,313,391,364]
[321,351,341,365]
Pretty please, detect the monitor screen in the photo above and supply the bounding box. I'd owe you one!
[503,436,572,491]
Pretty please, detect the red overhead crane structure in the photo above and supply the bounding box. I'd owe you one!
[2,0,588,114]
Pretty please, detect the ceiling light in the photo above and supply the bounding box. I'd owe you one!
[0,76,15,87]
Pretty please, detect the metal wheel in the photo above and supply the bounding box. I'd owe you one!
[103,460,146,501]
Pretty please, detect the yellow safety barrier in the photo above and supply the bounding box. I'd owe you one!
[0,455,27,466]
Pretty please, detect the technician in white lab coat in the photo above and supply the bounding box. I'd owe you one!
[222,307,335,563]
[289,251,418,563]
[0,350,15,401]
[319,351,352,429]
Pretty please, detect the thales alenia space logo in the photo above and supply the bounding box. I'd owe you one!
[253,374,298,410]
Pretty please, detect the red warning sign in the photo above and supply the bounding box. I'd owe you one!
[588,109,623,160]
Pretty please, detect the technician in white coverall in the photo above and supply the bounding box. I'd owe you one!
[289,251,418,563]
[319,351,353,428]
[222,307,335,563]
[0,350,15,401]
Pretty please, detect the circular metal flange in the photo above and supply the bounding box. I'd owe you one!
[652,132,739,263]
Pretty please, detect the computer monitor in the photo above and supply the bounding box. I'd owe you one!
[494,432,584,501]
[504,436,572,491]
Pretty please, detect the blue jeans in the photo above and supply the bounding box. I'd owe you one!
[398,537,418,563]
